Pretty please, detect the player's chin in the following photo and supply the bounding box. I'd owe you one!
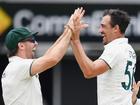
[102,39,107,45]
[31,50,36,58]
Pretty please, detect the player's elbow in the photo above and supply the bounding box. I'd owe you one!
[84,73,95,79]
[82,69,95,79]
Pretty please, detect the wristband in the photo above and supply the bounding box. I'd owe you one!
[64,25,74,35]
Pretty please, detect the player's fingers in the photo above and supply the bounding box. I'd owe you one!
[137,81,140,87]
[79,7,83,14]
[79,9,85,20]
[133,82,137,89]
[68,14,73,24]
[75,8,85,22]
[70,14,74,20]
[80,23,89,29]
[74,8,81,19]
[73,8,79,22]
[74,8,79,16]
[73,7,83,20]
[72,7,85,27]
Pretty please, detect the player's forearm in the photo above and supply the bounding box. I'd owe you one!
[132,97,137,105]
[132,93,137,105]
[71,40,94,78]
[47,28,69,53]
[31,29,72,75]
[45,28,71,62]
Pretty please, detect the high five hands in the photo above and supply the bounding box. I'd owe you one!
[65,7,89,40]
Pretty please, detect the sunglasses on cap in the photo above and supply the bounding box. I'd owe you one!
[20,37,36,43]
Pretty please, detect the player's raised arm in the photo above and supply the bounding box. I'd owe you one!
[31,7,87,75]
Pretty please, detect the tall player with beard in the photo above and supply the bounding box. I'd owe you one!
[71,9,136,105]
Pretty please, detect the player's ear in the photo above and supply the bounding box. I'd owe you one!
[137,81,140,87]
[113,25,120,33]
[18,42,25,50]
[114,24,119,30]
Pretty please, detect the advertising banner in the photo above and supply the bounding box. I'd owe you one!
[0,3,140,42]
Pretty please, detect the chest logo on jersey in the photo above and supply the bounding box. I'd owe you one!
[129,51,136,59]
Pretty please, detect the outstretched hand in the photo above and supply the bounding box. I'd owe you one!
[132,81,140,104]
[133,81,140,96]
[66,7,88,40]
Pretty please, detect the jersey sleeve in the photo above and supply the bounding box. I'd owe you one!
[14,59,34,79]
[99,46,120,69]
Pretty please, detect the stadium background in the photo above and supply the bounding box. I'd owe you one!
[0,0,140,105]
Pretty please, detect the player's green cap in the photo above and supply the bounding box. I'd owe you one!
[5,27,38,51]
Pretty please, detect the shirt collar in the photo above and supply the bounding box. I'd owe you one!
[104,38,128,48]
[9,56,23,62]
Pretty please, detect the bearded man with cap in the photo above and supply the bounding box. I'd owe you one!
[1,7,88,105]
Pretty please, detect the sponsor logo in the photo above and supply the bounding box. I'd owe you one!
[0,8,12,35]
[13,9,140,37]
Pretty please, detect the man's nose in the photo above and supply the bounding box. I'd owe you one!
[34,41,38,46]
[99,27,102,33]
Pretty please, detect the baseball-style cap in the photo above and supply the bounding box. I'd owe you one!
[5,27,38,51]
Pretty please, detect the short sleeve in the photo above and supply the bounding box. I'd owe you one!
[12,59,34,80]
[99,46,120,69]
